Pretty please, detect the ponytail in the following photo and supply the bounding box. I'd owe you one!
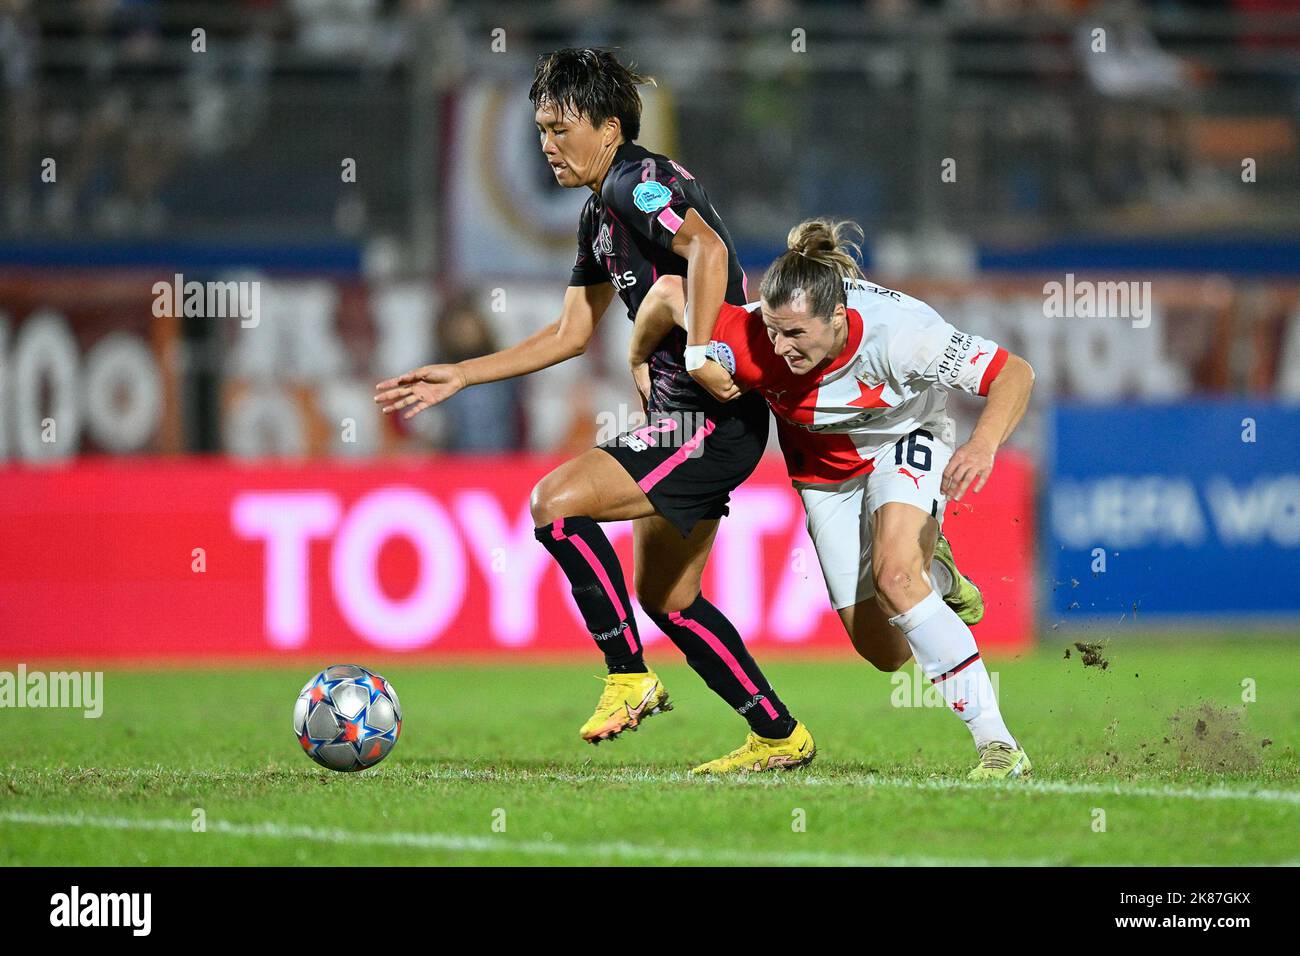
[759,219,864,319]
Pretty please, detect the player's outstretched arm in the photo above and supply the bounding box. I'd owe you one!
[374,282,616,420]
[941,353,1035,501]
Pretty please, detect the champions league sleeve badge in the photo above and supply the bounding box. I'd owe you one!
[632,180,674,213]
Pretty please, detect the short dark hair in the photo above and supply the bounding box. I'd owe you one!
[529,48,655,142]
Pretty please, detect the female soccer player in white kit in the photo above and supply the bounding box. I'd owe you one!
[630,220,1036,779]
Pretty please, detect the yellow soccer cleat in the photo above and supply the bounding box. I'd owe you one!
[579,671,672,745]
[967,741,1032,780]
[690,721,816,774]
[933,533,984,626]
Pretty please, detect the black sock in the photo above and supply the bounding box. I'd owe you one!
[648,593,796,738]
[535,517,646,673]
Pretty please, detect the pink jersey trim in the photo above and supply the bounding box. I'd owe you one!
[636,419,716,493]
[668,610,780,720]
[656,208,685,234]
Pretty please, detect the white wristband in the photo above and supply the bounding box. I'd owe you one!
[684,344,709,371]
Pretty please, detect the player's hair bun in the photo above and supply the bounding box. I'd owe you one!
[761,218,865,319]
[786,219,864,275]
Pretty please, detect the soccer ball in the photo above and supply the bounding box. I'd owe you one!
[294,664,402,772]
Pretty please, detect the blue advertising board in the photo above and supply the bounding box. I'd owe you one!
[1048,401,1300,618]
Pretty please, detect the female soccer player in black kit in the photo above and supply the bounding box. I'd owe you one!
[376,49,813,773]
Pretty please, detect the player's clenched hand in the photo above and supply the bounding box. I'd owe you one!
[942,437,996,502]
[374,364,466,420]
[689,358,741,402]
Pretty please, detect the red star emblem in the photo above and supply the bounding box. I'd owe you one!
[952,699,967,713]
[365,741,383,760]
[848,379,890,409]
[342,718,361,743]
[298,732,313,752]
[309,685,327,703]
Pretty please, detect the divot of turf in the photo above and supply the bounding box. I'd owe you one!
[1166,701,1260,773]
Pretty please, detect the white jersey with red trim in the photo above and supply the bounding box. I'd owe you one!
[708,277,1008,485]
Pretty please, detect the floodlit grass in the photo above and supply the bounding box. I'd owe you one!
[2,639,1297,866]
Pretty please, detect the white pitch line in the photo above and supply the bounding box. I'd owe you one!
[0,811,1049,867]
[407,766,1300,806]
[10,764,1300,806]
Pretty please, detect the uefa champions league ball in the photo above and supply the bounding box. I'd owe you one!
[294,664,402,772]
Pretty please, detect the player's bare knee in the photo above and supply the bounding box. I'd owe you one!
[530,473,577,526]
[635,583,692,617]
[636,593,671,617]
[873,561,928,613]
[528,479,553,526]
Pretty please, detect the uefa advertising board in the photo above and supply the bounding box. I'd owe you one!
[1048,401,1300,620]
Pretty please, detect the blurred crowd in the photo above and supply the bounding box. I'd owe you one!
[3,0,1298,235]
[2,0,1299,457]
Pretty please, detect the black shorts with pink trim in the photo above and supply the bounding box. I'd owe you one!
[598,397,769,537]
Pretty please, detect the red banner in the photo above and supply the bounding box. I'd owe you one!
[0,455,1034,661]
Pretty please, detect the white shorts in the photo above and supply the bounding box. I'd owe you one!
[796,426,953,610]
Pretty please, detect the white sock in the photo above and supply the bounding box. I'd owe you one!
[928,561,954,599]
[888,591,1015,751]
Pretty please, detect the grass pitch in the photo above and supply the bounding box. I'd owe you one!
[2,637,1298,866]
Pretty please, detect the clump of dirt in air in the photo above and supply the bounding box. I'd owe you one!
[1072,640,1109,670]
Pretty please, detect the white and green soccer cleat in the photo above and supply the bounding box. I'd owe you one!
[968,741,1032,780]
[933,533,984,626]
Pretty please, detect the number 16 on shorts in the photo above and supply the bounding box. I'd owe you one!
[870,427,953,521]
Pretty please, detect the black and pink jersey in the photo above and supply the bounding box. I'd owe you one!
[569,142,756,416]
[709,278,1009,485]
